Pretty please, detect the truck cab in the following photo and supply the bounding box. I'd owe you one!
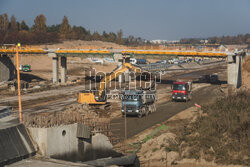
[122,90,143,116]
[122,89,156,118]
[172,81,192,102]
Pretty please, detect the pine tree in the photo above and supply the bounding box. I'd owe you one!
[20,20,29,31]
[33,14,47,33]
[0,13,9,32]
[92,31,101,40]
[59,16,71,39]
[117,29,123,44]
[10,15,18,32]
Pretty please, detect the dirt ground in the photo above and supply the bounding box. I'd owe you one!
[10,55,117,81]
[30,40,128,50]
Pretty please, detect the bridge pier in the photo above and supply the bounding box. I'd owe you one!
[49,53,67,84]
[60,56,67,84]
[227,53,244,88]
[52,57,59,83]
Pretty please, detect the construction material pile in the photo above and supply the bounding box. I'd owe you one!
[23,103,109,128]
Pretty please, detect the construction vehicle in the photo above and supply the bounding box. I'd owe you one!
[122,89,157,118]
[77,55,142,109]
[171,81,192,102]
[20,64,31,72]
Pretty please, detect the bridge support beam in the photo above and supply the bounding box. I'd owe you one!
[52,57,59,83]
[60,56,67,84]
[227,53,243,88]
[48,53,59,83]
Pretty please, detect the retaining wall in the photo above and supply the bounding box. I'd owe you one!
[28,123,117,162]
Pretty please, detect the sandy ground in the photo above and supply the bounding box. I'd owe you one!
[30,40,128,50]
[10,55,118,81]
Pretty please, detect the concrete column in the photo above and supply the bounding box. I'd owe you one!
[60,56,67,84]
[52,57,59,83]
[227,54,242,88]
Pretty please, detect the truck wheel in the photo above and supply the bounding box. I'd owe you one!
[138,108,145,118]
[152,104,156,113]
[138,112,142,118]
[145,107,149,116]
[148,105,152,114]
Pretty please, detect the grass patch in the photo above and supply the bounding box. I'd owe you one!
[142,124,168,143]
[129,124,168,153]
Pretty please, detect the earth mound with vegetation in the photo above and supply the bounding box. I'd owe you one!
[175,91,249,165]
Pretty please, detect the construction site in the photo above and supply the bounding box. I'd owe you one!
[0,41,249,167]
[0,0,250,166]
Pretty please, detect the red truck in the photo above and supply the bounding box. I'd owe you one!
[172,81,192,102]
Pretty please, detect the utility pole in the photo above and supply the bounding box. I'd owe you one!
[124,103,127,153]
[124,104,127,140]
[16,43,23,123]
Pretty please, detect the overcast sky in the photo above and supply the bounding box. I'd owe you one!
[1,0,250,40]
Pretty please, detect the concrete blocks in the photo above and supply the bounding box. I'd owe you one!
[0,124,36,166]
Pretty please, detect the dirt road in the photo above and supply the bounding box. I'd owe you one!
[111,85,223,139]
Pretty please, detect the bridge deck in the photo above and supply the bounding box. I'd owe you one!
[0,49,228,57]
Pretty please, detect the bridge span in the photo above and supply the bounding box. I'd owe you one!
[0,48,236,84]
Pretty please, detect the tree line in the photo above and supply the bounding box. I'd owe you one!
[0,13,147,46]
[180,34,250,45]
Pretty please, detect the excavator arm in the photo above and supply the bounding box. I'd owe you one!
[77,57,142,105]
[98,63,142,96]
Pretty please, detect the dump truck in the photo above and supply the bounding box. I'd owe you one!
[171,81,192,102]
[122,89,157,118]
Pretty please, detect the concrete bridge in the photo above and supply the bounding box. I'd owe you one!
[0,48,240,86]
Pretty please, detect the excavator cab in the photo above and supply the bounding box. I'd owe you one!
[123,54,131,63]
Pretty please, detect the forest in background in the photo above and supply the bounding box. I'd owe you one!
[0,13,147,46]
[0,13,250,47]
[180,34,250,45]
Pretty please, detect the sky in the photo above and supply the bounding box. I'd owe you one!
[1,0,250,40]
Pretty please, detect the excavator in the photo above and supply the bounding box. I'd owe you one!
[77,55,142,110]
